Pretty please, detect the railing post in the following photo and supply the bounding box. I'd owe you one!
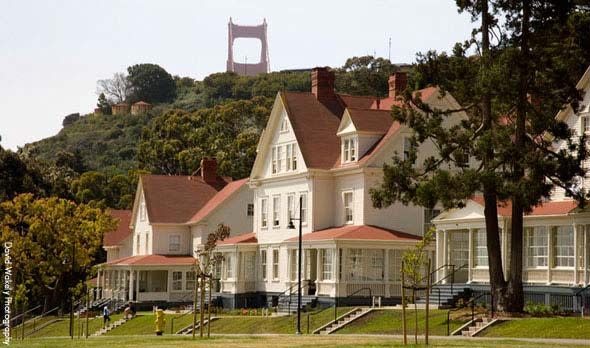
[491,292,494,318]
[451,265,455,294]
[447,311,450,336]
[471,298,474,323]
[307,314,310,334]
[334,298,337,324]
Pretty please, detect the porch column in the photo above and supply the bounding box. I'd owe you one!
[96,270,101,300]
[547,227,553,285]
[574,223,579,285]
[316,248,322,282]
[334,247,340,298]
[129,269,135,301]
[467,229,474,284]
[442,230,448,283]
[585,226,589,285]
[136,271,140,300]
[384,249,390,297]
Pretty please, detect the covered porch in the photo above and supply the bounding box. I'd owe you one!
[96,254,197,303]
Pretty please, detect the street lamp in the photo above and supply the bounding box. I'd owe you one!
[287,196,303,335]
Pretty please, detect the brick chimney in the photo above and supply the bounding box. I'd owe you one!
[311,67,337,103]
[388,72,408,99]
[201,157,218,185]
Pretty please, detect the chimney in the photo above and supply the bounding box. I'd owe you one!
[311,67,336,103]
[201,157,218,185]
[388,72,408,99]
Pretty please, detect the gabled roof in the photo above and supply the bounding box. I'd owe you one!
[140,174,230,224]
[338,94,378,109]
[188,178,249,224]
[217,232,257,245]
[470,196,578,217]
[104,210,132,247]
[345,108,393,134]
[285,225,421,242]
[107,254,196,266]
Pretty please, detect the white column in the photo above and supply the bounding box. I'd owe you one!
[547,227,553,285]
[468,229,474,284]
[316,249,321,282]
[435,231,441,281]
[136,270,140,298]
[129,269,135,301]
[334,247,340,298]
[574,224,579,285]
[585,226,589,285]
[442,230,448,283]
[96,270,101,300]
[384,249,390,297]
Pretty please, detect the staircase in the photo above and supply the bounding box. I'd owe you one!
[175,317,217,335]
[91,317,132,336]
[313,307,373,335]
[415,284,470,309]
[459,316,497,337]
[275,295,316,315]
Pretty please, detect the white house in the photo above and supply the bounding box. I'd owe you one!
[98,158,253,304]
[214,67,467,308]
[432,65,590,307]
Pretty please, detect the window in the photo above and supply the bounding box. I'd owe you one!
[144,233,149,254]
[272,196,280,227]
[224,254,234,279]
[140,202,147,221]
[290,250,298,280]
[138,271,147,292]
[261,198,268,228]
[169,235,180,252]
[292,144,297,170]
[388,249,403,282]
[423,208,441,234]
[554,226,574,267]
[300,192,308,224]
[172,271,183,291]
[321,249,333,280]
[582,114,590,134]
[276,146,283,173]
[271,147,277,174]
[261,250,267,280]
[272,249,279,279]
[577,225,585,268]
[347,249,363,281]
[342,138,357,163]
[247,203,254,216]
[186,271,195,290]
[526,227,548,267]
[286,144,292,171]
[474,229,488,267]
[136,235,140,254]
[280,117,289,132]
[343,191,353,224]
[287,194,295,222]
[244,252,256,279]
[347,249,384,281]
[403,137,413,161]
[367,249,385,281]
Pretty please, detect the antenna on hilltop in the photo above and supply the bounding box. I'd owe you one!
[388,37,392,61]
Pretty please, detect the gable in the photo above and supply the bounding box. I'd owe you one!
[433,200,485,222]
[336,111,357,136]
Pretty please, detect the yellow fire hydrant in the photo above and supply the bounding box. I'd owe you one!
[155,309,166,336]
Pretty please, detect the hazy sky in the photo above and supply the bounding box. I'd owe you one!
[0,0,474,150]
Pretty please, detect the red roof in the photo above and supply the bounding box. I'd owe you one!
[107,254,196,266]
[133,101,151,106]
[338,94,378,109]
[470,196,578,217]
[346,108,393,134]
[286,225,421,242]
[217,232,258,245]
[372,87,438,111]
[104,210,133,246]
[188,178,249,224]
[141,174,230,224]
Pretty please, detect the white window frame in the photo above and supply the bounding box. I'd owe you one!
[423,208,441,234]
[136,234,140,254]
[474,228,488,268]
[554,226,574,268]
[525,227,548,268]
[343,191,354,224]
[342,137,357,163]
[140,202,147,221]
[224,254,234,279]
[280,117,289,132]
[144,233,149,254]
[272,195,280,227]
[276,146,283,173]
[185,271,195,290]
[287,194,295,222]
[172,271,183,291]
[321,249,333,281]
[581,113,590,134]
[292,144,298,170]
[272,249,279,280]
[169,234,181,252]
[388,249,402,282]
[286,144,293,171]
[247,203,254,216]
[271,147,277,174]
[300,192,308,225]
[260,197,268,228]
[260,250,267,280]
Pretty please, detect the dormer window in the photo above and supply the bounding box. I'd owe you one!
[342,137,357,163]
[581,113,590,134]
[271,143,298,174]
[280,118,289,132]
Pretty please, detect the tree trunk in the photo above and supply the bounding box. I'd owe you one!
[480,0,508,311]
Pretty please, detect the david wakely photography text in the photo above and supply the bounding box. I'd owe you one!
[2,242,12,345]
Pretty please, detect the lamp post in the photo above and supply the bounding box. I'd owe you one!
[287,196,303,335]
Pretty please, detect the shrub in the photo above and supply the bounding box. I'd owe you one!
[524,302,561,317]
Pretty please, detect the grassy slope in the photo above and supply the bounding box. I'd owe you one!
[336,309,468,336]
[481,317,590,339]
[11,335,583,348]
[27,314,123,338]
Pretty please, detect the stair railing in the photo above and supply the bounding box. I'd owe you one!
[334,287,372,325]
[8,304,42,330]
[21,306,60,339]
[170,309,195,334]
[275,280,309,314]
[446,291,493,336]
[575,284,590,317]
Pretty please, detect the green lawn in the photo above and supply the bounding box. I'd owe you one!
[27,313,124,338]
[336,309,469,336]
[481,317,590,339]
[105,312,189,335]
[9,335,586,348]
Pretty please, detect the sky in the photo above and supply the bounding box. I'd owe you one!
[0,0,474,150]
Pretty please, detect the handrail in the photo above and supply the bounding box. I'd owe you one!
[446,291,494,336]
[171,309,195,334]
[275,280,309,313]
[575,283,590,296]
[10,305,42,326]
[21,306,60,339]
[333,287,373,326]
[418,263,454,284]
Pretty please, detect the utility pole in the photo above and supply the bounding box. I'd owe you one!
[388,37,392,61]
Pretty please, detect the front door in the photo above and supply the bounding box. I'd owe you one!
[449,230,469,283]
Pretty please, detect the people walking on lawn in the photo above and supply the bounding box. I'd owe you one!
[103,305,111,327]
[124,302,136,319]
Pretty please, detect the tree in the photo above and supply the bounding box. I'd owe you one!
[97,72,133,103]
[370,0,589,313]
[0,148,47,201]
[127,63,176,103]
[0,194,115,309]
[70,169,148,209]
[335,56,398,97]
[62,113,81,127]
[97,93,112,115]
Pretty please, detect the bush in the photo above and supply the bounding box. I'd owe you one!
[524,302,561,317]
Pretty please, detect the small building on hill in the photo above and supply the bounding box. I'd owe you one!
[131,101,152,115]
[112,102,130,115]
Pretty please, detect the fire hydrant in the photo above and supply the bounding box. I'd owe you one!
[155,309,166,336]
